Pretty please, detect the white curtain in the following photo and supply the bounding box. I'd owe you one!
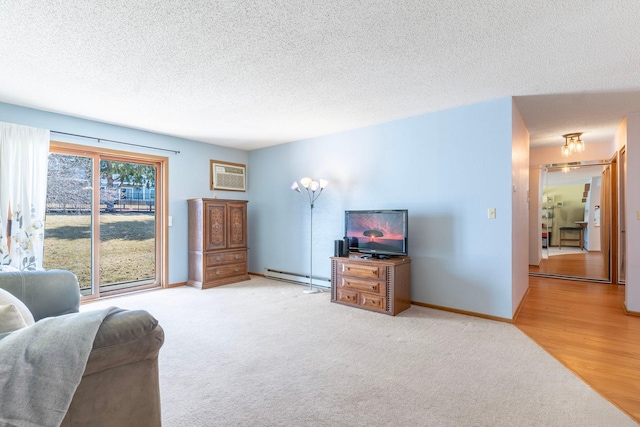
[0,122,50,270]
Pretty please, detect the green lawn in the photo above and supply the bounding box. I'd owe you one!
[44,212,156,290]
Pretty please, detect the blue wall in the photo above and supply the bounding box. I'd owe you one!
[248,97,515,318]
[0,102,249,285]
[2,97,519,319]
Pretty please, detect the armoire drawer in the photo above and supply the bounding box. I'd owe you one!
[206,250,246,266]
[205,262,247,281]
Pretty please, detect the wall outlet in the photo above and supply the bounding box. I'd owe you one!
[168,216,173,227]
[488,208,496,219]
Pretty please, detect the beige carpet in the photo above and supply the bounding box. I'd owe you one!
[83,277,636,426]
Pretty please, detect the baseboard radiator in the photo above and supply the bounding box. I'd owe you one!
[263,268,331,289]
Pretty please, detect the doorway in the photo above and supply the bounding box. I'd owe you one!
[529,160,614,282]
[618,147,627,284]
[44,142,168,299]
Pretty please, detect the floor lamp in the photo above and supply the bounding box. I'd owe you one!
[291,177,328,294]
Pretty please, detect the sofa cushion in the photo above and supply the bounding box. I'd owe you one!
[0,304,27,333]
[0,270,80,321]
[0,287,35,326]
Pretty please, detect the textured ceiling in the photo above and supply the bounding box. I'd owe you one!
[1,1,639,151]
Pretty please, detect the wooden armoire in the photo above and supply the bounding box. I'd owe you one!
[187,198,250,289]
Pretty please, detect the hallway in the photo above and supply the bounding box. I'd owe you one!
[516,276,640,422]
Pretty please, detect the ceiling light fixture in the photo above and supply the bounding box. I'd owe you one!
[561,132,585,157]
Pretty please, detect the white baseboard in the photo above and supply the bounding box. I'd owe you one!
[263,268,330,289]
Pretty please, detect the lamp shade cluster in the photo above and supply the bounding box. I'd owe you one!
[291,177,328,198]
[291,178,328,211]
[561,132,585,157]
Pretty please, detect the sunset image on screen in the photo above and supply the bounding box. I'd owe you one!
[346,212,404,249]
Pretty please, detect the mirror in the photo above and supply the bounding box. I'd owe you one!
[530,162,610,282]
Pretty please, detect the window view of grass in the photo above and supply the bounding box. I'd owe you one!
[44,212,156,291]
[99,212,156,287]
[43,213,92,286]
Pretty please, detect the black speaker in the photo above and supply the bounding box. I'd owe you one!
[334,240,344,257]
[342,236,349,256]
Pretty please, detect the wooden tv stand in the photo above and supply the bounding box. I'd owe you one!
[330,255,411,316]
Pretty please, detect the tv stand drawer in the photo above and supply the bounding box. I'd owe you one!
[340,276,385,295]
[339,261,385,279]
[336,288,359,305]
[360,293,386,311]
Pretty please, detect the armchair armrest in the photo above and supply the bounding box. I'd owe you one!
[0,270,80,321]
[84,309,164,375]
[63,309,164,426]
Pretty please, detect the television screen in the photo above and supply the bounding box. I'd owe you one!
[344,210,408,258]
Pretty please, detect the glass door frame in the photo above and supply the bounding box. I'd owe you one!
[50,141,169,301]
[618,146,626,284]
[530,159,614,283]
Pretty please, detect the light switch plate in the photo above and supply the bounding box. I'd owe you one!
[488,208,496,219]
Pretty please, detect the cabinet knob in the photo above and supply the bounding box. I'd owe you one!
[234,267,239,272]
[235,255,240,259]
[370,285,376,290]
[371,270,376,275]
[215,270,220,275]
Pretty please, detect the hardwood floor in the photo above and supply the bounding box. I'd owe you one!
[516,276,640,422]
[529,250,609,281]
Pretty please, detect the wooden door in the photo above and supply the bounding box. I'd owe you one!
[205,202,227,250]
[227,201,247,248]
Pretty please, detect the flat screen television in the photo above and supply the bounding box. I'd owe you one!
[344,209,408,258]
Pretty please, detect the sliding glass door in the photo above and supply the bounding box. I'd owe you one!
[98,159,157,293]
[44,144,166,298]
